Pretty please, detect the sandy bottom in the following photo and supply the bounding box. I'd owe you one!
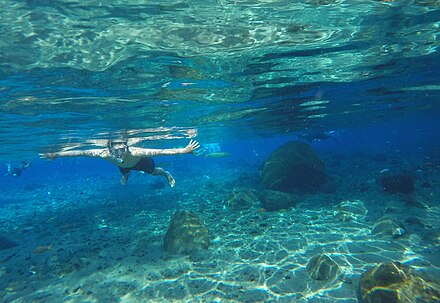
[0,154,439,303]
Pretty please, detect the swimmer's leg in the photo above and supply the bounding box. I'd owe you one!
[151,167,175,187]
[121,171,131,185]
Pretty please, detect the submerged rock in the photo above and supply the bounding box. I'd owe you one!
[404,216,424,226]
[334,200,368,222]
[307,253,340,281]
[258,190,297,211]
[164,210,210,255]
[421,181,432,188]
[379,174,414,194]
[371,217,406,239]
[0,235,19,250]
[226,187,260,211]
[262,141,326,193]
[358,261,440,303]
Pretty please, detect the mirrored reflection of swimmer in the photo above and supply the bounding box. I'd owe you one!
[5,162,32,177]
[40,140,200,187]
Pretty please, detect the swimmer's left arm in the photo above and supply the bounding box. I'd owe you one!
[130,140,200,157]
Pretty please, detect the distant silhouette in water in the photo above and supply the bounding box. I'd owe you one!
[0,236,19,250]
[5,161,31,177]
[40,140,200,187]
[298,130,339,143]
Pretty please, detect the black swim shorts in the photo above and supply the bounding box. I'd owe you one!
[119,157,156,175]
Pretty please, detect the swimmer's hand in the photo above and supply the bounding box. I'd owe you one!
[184,140,201,154]
[39,152,57,160]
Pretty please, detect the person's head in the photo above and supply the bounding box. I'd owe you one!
[107,140,129,163]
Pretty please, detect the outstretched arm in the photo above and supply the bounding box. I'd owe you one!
[130,140,200,157]
[40,149,108,160]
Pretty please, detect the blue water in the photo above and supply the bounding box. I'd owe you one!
[1,1,440,302]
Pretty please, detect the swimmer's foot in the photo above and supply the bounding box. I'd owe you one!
[121,175,128,185]
[166,172,175,187]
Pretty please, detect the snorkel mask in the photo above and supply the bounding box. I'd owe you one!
[107,140,128,163]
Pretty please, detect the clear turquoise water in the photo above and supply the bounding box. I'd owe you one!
[0,1,440,302]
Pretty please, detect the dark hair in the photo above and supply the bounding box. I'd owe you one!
[107,140,128,149]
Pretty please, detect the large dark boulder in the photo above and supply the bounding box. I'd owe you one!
[262,141,326,193]
[164,210,210,255]
[358,261,440,303]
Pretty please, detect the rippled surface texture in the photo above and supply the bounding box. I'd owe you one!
[0,0,439,157]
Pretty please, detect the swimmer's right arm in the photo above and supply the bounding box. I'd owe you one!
[40,149,107,160]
